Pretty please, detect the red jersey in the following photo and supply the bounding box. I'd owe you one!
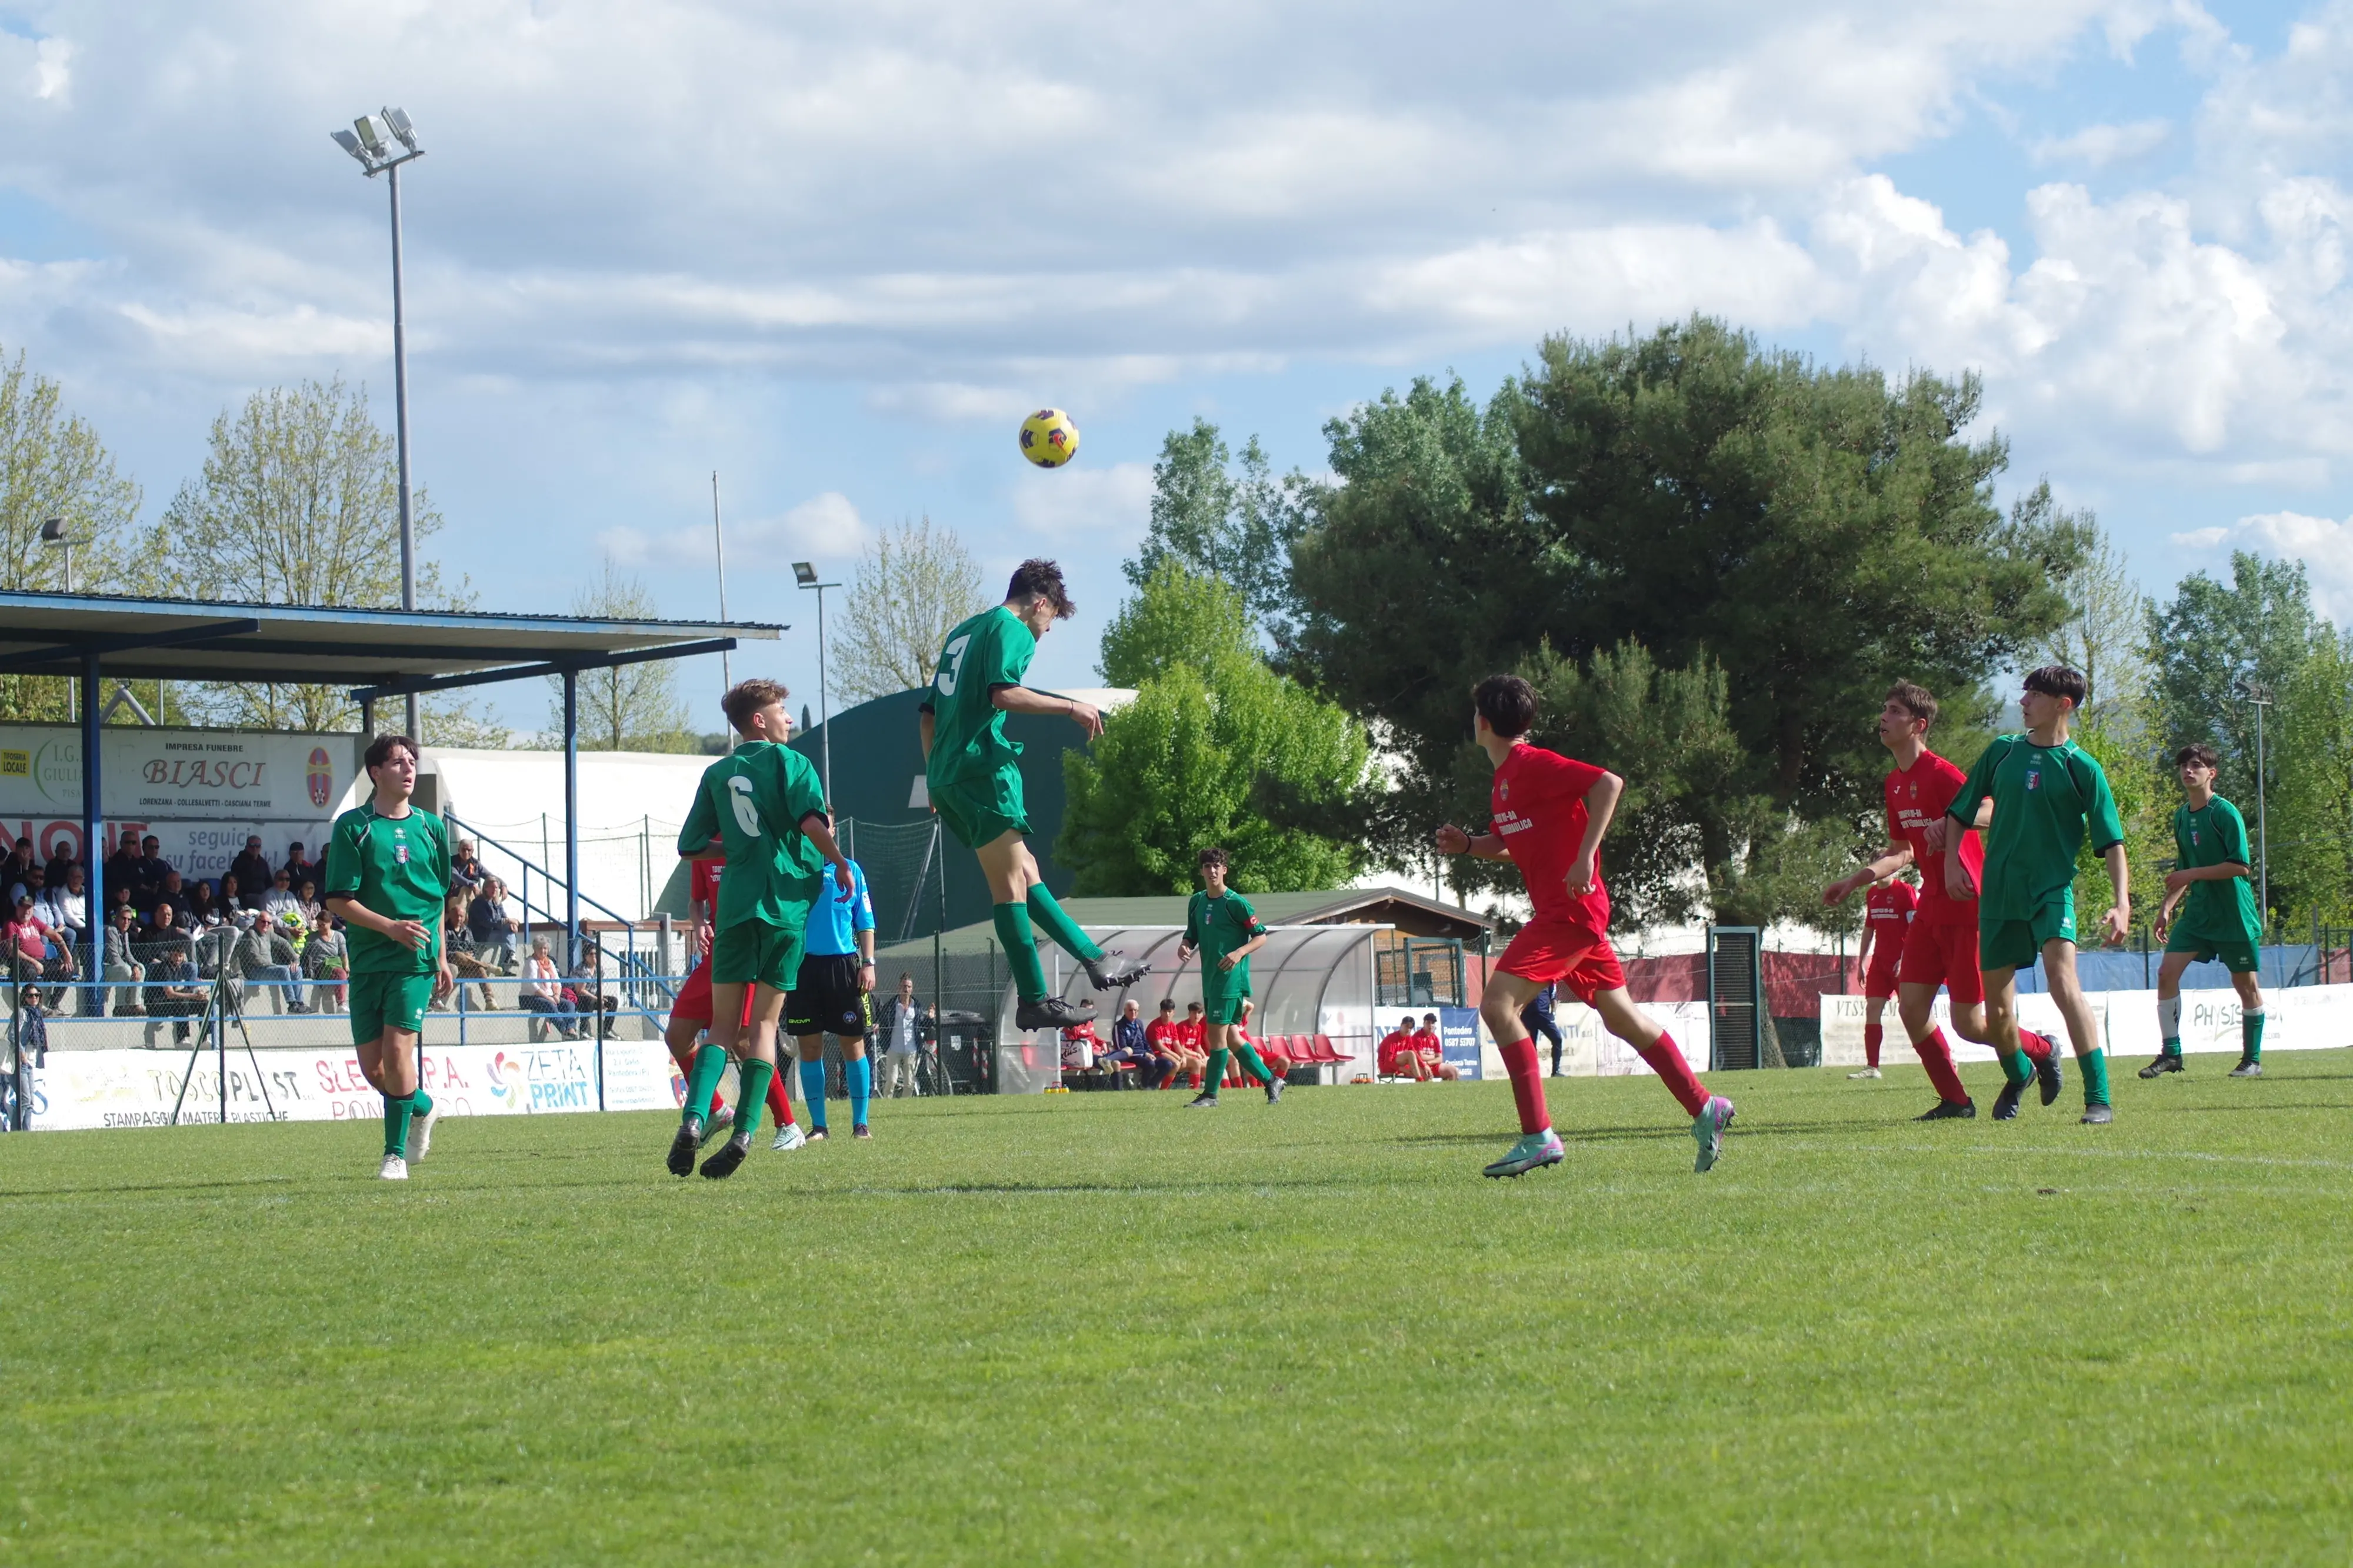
[1884,750,1981,927]
[1377,1030,1419,1074]
[1491,743,1610,929]
[1863,880,1918,958]
[689,857,723,913]
[1179,1018,1207,1049]
[1145,1018,1186,1053]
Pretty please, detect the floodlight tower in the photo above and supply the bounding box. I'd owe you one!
[331,106,426,741]
[792,561,842,813]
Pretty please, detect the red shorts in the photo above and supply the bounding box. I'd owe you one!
[1897,918,1983,1006]
[1862,956,1903,1001]
[668,959,755,1029]
[1497,918,1627,1006]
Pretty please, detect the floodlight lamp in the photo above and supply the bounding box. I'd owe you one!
[791,562,818,586]
[354,114,391,155]
[384,106,419,151]
[331,128,370,164]
[38,517,67,543]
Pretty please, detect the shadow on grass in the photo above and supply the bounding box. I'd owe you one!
[0,1175,298,1199]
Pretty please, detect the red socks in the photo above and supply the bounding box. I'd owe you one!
[1863,1022,1884,1068]
[2018,1029,2054,1063]
[766,1066,795,1127]
[1499,1037,1550,1134]
[1915,1026,1970,1106]
[1635,1031,1709,1118]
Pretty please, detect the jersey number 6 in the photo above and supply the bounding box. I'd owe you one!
[728,774,763,836]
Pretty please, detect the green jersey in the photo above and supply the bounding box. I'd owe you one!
[921,605,1035,789]
[1186,888,1264,998]
[322,800,449,976]
[1949,734,2125,922]
[2173,796,2261,945]
[676,742,827,929]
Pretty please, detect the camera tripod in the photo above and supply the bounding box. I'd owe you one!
[168,968,281,1126]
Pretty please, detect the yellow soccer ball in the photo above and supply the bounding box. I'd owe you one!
[1018,408,1079,468]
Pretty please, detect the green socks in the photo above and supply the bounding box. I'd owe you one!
[994,903,1049,1001]
[383,1093,414,1158]
[736,1059,773,1143]
[411,1088,434,1120]
[1204,1047,1229,1092]
[1999,1050,2035,1089]
[1232,1041,1275,1086]
[683,1043,727,1129]
[2081,1048,2111,1108]
[2162,1038,2182,1059]
[1026,885,1104,966]
[2242,1010,2264,1063]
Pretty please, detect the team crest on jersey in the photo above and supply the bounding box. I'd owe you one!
[2026,770,2041,791]
[1499,780,1509,800]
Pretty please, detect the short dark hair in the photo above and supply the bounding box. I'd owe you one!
[2023,665,2088,709]
[2176,742,2220,772]
[1158,998,1176,1012]
[1006,558,1074,619]
[721,678,790,732]
[1885,680,1938,728]
[364,733,420,773]
[1197,846,1228,871]
[1473,674,1538,739]
[1186,1000,1203,1012]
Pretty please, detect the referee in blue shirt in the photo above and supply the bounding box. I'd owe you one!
[789,845,876,1140]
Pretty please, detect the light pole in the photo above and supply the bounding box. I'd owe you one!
[39,516,73,592]
[712,472,733,693]
[331,106,425,741]
[792,561,841,810]
[2234,676,2274,938]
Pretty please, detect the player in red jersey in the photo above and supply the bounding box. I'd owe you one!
[1821,681,2061,1119]
[1845,869,1918,1078]
[1437,675,1736,1178]
[665,854,804,1150]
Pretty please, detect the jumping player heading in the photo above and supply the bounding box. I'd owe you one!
[1437,675,1735,1179]
[919,559,1146,1031]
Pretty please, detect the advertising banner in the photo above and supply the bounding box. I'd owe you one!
[1437,1005,1483,1080]
[1819,985,2351,1066]
[24,1038,679,1131]
[0,725,359,882]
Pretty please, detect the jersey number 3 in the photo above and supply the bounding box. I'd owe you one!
[728,775,764,837]
[935,634,972,697]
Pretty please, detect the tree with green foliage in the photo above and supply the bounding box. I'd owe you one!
[1061,567,1367,895]
[0,343,145,722]
[545,561,695,751]
[834,516,988,703]
[1124,419,1307,628]
[2271,625,2353,925]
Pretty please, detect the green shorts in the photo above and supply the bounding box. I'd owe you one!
[1979,898,2077,973]
[349,970,435,1045]
[711,917,805,990]
[2166,926,2259,973]
[1201,987,1252,1026]
[932,766,1031,851]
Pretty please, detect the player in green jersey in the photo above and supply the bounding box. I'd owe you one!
[1945,666,2131,1125]
[1175,847,1282,1107]
[666,679,852,1180]
[322,733,456,1181]
[917,559,1146,1033]
[2141,743,2268,1080]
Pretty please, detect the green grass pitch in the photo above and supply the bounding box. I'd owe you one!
[5,1053,2351,1564]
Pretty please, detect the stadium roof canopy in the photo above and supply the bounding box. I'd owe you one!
[876,885,1493,962]
[0,589,777,699]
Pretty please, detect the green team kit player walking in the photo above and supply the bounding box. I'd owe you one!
[919,558,1146,1030]
[322,733,456,1181]
[1176,846,1282,1108]
[2141,742,2268,1080]
[666,678,854,1181]
[1945,665,2132,1125]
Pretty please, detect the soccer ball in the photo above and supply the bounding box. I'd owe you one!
[1018,408,1079,468]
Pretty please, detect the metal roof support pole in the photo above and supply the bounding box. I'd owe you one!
[564,668,581,968]
[80,653,103,1011]
[359,696,375,743]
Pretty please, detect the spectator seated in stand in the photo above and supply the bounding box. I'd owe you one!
[5,893,75,993]
[517,936,578,1041]
[37,863,88,946]
[144,869,192,927]
[2,838,35,902]
[282,841,318,894]
[1143,997,1195,1090]
[228,837,275,913]
[127,835,172,903]
[227,911,308,1013]
[1099,997,1165,1087]
[466,878,521,972]
[1377,1015,1432,1080]
[562,953,617,1028]
[8,863,43,911]
[450,839,486,893]
[294,879,324,929]
[1415,1013,1461,1081]
[102,902,146,1016]
[442,893,500,1009]
[302,909,349,1013]
[143,938,208,1046]
[262,868,304,926]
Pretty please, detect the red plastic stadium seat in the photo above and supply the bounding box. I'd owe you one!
[1310,1033,1344,1063]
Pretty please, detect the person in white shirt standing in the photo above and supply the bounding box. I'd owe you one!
[876,973,928,1098]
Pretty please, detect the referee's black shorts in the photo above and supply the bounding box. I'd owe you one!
[785,952,870,1038]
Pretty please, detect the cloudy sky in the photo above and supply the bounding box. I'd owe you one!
[4,0,2352,729]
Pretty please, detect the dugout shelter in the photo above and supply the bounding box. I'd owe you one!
[0,589,779,989]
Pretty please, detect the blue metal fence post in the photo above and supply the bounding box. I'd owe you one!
[80,655,103,1018]
[564,669,581,969]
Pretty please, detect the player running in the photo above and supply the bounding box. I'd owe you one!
[1175,847,1282,1108]
[322,733,456,1181]
[918,559,1146,1033]
[1437,675,1735,1177]
[790,842,877,1140]
[1845,870,1917,1079]
[1822,682,2061,1120]
[2142,743,2268,1080]
[1946,665,2129,1125]
[665,852,804,1152]
[667,679,851,1179]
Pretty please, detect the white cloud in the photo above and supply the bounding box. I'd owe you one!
[1009,461,1152,544]
[2172,510,2353,620]
[596,526,651,566]
[729,491,871,566]
[32,38,72,102]
[2031,118,2171,166]
[2171,525,2230,546]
